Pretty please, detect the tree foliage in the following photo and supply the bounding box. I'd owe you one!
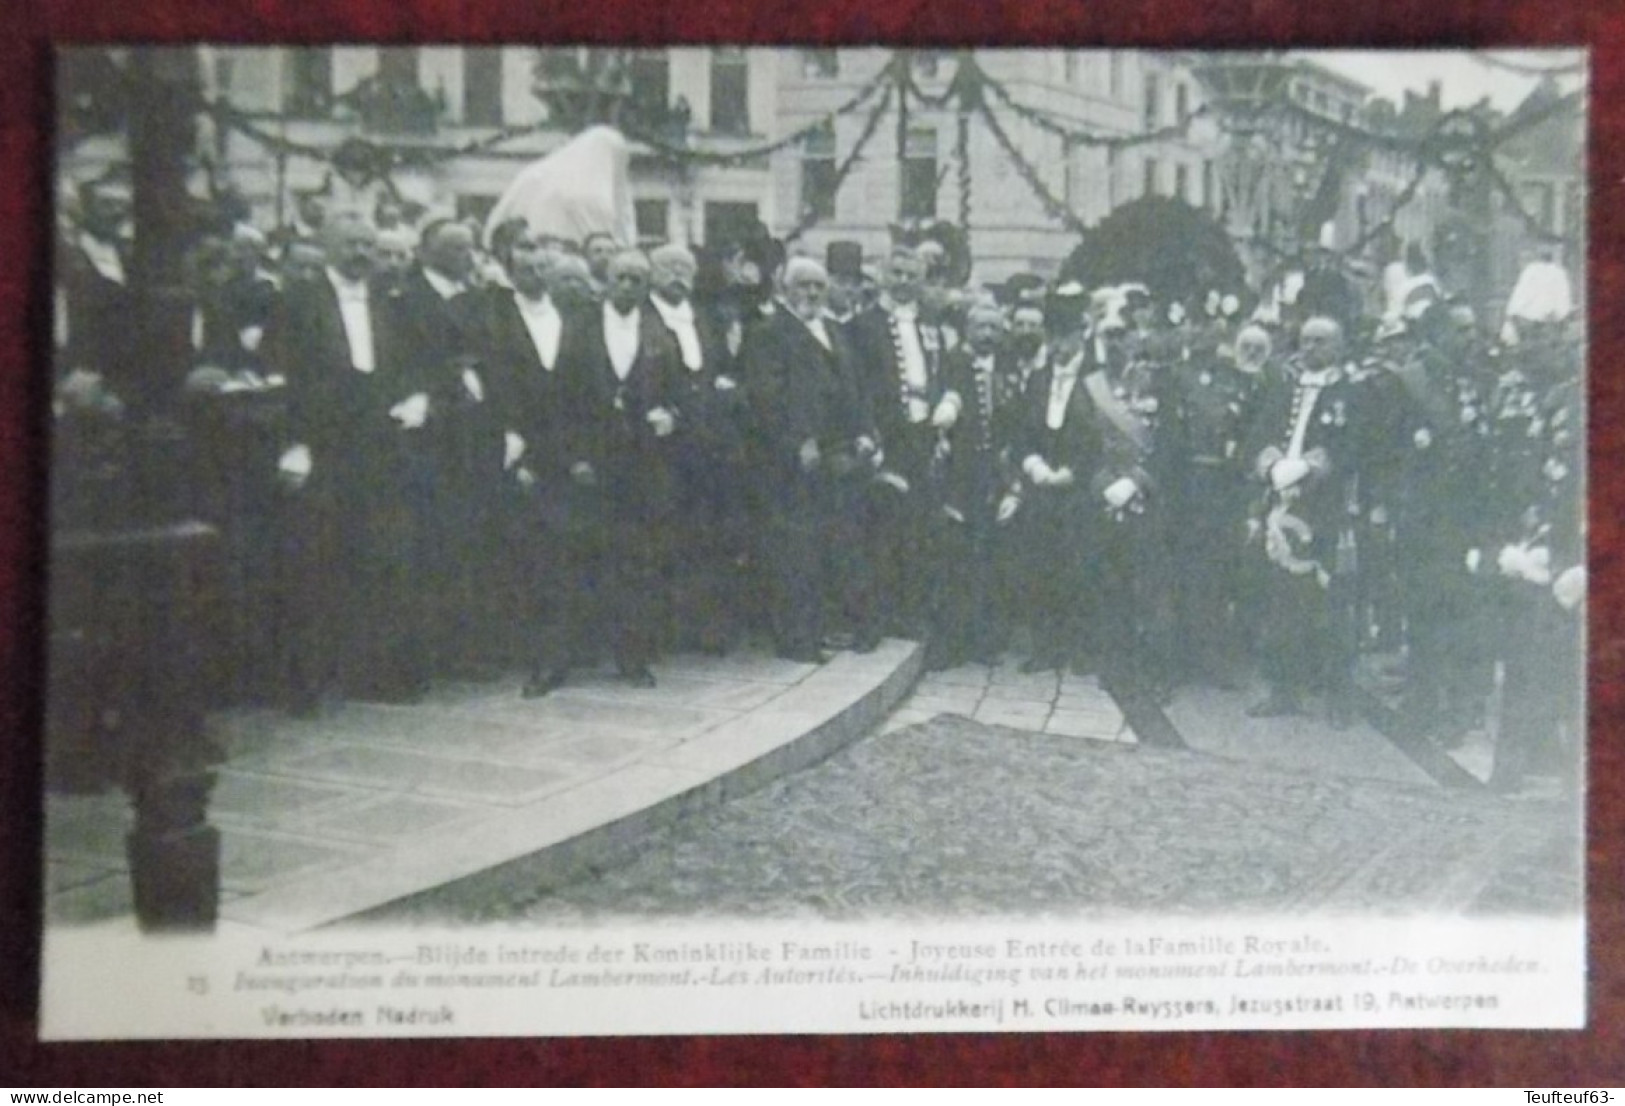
[1059,196,1247,304]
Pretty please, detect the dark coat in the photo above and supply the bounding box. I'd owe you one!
[845,304,952,482]
[559,302,684,524]
[743,308,873,492]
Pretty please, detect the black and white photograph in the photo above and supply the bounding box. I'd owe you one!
[40,46,1586,1038]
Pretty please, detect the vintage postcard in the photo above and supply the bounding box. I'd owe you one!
[40,45,1585,1038]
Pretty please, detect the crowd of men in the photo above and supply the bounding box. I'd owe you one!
[53,181,1584,793]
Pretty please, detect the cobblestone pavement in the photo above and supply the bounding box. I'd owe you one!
[441,711,1579,926]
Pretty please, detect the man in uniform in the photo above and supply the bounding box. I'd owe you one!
[1171,321,1266,686]
[1244,315,1371,725]
[933,301,1024,668]
[845,243,955,644]
[1480,317,1583,792]
[1386,302,1495,743]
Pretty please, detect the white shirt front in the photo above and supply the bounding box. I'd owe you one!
[1046,353,1085,430]
[423,267,465,301]
[79,233,125,286]
[327,269,376,373]
[801,314,833,351]
[890,303,931,422]
[1286,366,1340,459]
[604,304,641,380]
[515,292,562,371]
[652,295,704,371]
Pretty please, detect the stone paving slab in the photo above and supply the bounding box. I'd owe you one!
[888,657,1136,747]
[44,640,922,932]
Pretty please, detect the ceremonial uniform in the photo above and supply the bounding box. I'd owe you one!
[1091,337,1180,697]
[1483,339,1583,790]
[934,346,1021,666]
[1243,358,1373,718]
[846,300,954,637]
[1171,351,1263,684]
[1385,340,1495,739]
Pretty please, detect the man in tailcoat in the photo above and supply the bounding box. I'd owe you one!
[458,222,579,696]
[555,249,683,688]
[392,218,507,678]
[1010,285,1107,674]
[744,257,878,663]
[647,243,750,655]
[267,212,435,707]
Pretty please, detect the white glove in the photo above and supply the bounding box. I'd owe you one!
[515,465,537,489]
[877,471,911,494]
[799,438,822,472]
[1104,476,1139,509]
[504,431,526,470]
[1497,543,1553,585]
[1553,565,1586,610]
[714,374,738,392]
[931,392,962,430]
[1022,455,1054,485]
[646,406,676,438]
[462,368,485,403]
[1047,465,1075,488]
[1465,548,1482,574]
[277,443,312,489]
[856,435,879,459]
[1270,457,1310,490]
[389,392,430,429]
[942,505,966,524]
[570,461,597,486]
[996,495,1020,524]
[239,325,264,353]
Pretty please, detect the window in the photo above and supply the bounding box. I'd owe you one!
[1203,159,1216,211]
[629,50,670,114]
[802,49,839,79]
[1106,146,1120,208]
[1143,73,1160,130]
[284,50,333,117]
[710,48,750,135]
[901,125,939,220]
[800,120,838,222]
[1175,163,1190,203]
[1143,157,1159,197]
[634,199,670,245]
[1175,82,1189,124]
[378,47,419,87]
[463,48,502,126]
[1109,54,1124,100]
